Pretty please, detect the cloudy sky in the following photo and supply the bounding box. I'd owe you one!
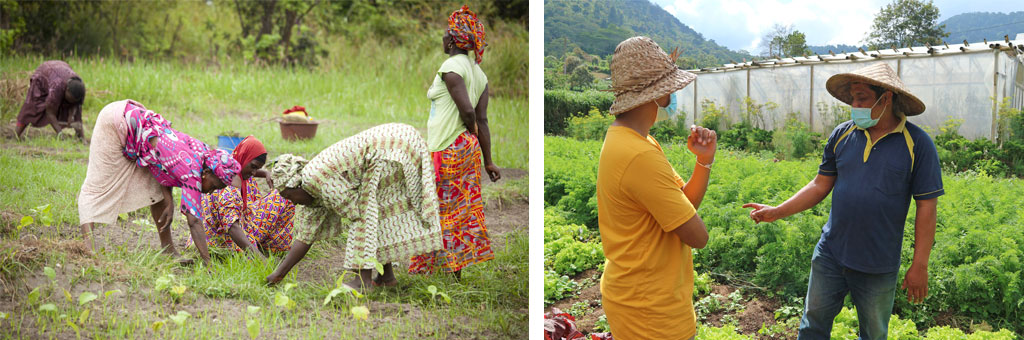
[652,0,1024,53]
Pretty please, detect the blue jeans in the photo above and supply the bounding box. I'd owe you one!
[797,242,898,340]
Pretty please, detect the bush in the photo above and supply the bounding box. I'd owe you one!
[699,99,728,132]
[719,121,774,153]
[544,89,616,135]
[569,66,595,90]
[739,97,777,130]
[773,115,823,160]
[650,114,691,144]
[935,117,1024,177]
[566,107,613,141]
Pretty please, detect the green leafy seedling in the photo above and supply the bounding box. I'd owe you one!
[62,288,72,303]
[246,306,261,339]
[39,303,57,313]
[27,287,40,304]
[152,320,165,332]
[246,319,260,339]
[170,285,188,300]
[169,310,191,326]
[78,292,97,306]
[17,216,33,230]
[43,267,56,282]
[350,305,369,320]
[273,292,294,310]
[104,289,122,299]
[426,285,452,304]
[154,274,174,292]
[32,204,53,227]
[78,309,90,324]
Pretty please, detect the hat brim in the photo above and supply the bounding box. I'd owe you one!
[825,74,926,116]
[609,68,697,116]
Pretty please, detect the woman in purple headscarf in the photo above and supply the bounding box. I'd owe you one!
[77,100,241,265]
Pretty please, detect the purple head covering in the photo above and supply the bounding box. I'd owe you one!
[204,148,241,185]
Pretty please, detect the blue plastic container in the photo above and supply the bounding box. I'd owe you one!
[217,135,245,152]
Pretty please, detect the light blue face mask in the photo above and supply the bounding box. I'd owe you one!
[850,93,887,129]
[656,92,679,122]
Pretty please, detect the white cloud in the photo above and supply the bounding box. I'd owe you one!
[657,0,885,52]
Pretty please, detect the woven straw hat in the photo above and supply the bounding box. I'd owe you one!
[825,63,926,116]
[609,37,697,115]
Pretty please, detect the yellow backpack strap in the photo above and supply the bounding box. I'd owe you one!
[902,129,915,170]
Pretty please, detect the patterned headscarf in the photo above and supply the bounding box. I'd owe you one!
[204,148,241,186]
[270,154,308,192]
[447,5,486,64]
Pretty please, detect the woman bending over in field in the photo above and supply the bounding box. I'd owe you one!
[187,136,295,257]
[265,123,443,292]
[77,100,241,265]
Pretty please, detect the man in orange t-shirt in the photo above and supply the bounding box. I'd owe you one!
[597,36,718,340]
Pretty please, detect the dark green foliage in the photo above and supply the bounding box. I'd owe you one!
[772,117,823,160]
[569,66,594,90]
[935,115,1024,178]
[649,116,691,144]
[719,122,774,153]
[865,0,949,49]
[544,89,615,135]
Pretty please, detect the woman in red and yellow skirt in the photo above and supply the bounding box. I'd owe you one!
[409,5,501,279]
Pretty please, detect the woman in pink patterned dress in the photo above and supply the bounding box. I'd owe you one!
[77,100,241,265]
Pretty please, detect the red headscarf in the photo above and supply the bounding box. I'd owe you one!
[447,5,487,64]
[231,135,267,215]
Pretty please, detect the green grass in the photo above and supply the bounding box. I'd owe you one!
[0,52,527,170]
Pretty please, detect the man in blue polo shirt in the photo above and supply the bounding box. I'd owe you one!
[743,62,943,340]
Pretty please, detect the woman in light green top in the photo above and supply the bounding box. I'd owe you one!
[409,5,500,278]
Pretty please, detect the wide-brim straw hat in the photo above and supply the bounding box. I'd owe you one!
[825,63,926,116]
[609,37,697,115]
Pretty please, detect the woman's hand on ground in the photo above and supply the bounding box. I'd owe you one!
[266,272,284,286]
[485,164,501,182]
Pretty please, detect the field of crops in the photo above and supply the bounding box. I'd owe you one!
[0,50,529,338]
[544,135,1023,339]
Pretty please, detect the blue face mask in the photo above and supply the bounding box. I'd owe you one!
[850,94,887,129]
[656,92,679,122]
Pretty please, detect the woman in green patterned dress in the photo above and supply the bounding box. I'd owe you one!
[265,123,443,291]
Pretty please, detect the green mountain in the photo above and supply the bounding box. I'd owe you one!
[544,0,751,69]
[941,11,1024,44]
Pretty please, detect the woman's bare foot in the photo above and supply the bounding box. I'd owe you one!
[373,263,397,287]
[344,269,375,293]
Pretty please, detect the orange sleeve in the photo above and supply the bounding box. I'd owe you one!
[621,150,697,232]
